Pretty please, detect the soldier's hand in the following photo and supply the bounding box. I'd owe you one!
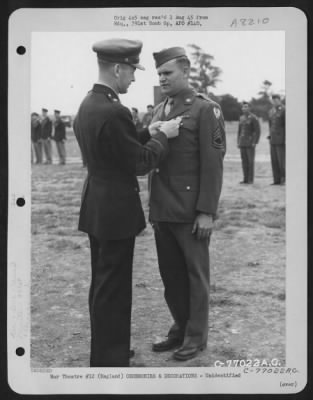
[160,117,182,139]
[192,213,214,240]
[148,121,163,136]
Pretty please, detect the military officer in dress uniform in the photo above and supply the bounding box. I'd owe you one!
[53,110,66,165]
[73,38,181,367]
[40,108,53,164]
[268,94,285,185]
[237,101,261,184]
[149,47,226,361]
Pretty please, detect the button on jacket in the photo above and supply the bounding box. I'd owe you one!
[149,88,226,223]
[74,84,168,242]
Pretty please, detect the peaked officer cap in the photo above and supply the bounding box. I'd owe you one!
[153,47,188,68]
[92,38,145,70]
[54,109,61,114]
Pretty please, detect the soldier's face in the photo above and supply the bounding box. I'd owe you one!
[273,98,281,107]
[117,64,136,94]
[242,104,250,114]
[157,59,188,97]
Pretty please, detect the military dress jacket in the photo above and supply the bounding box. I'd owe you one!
[41,117,52,140]
[73,84,169,242]
[31,119,41,142]
[53,119,66,142]
[237,113,260,147]
[149,88,226,223]
[268,105,285,145]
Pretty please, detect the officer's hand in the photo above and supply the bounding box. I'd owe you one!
[192,214,214,240]
[148,121,163,136]
[160,117,182,139]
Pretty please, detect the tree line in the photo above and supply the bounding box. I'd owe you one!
[188,44,285,122]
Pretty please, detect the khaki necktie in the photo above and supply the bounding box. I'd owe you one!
[164,98,174,117]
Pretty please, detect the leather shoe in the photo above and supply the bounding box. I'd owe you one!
[173,344,207,361]
[152,337,183,352]
[129,349,135,358]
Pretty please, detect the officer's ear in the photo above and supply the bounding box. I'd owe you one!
[113,63,121,78]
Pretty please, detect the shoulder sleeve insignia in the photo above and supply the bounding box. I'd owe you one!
[213,106,221,119]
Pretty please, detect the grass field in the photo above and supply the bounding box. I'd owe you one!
[31,121,285,367]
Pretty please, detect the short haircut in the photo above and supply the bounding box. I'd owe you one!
[242,101,250,106]
[147,104,153,109]
[175,56,191,70]
[272,94,281,100]
[31,112,39,117]
[132,107,138,113]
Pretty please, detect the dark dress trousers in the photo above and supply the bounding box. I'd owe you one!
[149,88,225,350]
[73,84,168,367]
[237,113,260,183]
[268,105,285,184]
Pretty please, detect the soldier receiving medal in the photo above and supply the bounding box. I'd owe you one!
[149,46,226,361]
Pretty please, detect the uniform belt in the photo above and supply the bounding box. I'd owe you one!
[88,170,138,185]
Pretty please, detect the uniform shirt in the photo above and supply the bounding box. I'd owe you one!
[149,87,226,223]
[41,116,52,140]
[268,105,285,145]
[237,112,261,147]
[53,119,66,142]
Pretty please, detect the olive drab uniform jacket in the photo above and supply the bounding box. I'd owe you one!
[149,88,226,223]
[74,84,169,242]
[268,105,285,145]
[53,119,66,142]
[41,116,52,140]
[237,113,261,147]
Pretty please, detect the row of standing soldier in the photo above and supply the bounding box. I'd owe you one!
[236,94,285,185]
[31,108,67,165]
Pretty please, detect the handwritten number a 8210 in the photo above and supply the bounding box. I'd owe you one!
[230,18,269,28]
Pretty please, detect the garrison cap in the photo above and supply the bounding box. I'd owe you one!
[153,47,187,68]
[92,38,145,70]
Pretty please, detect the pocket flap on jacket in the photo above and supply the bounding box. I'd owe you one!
[169,176,199,192]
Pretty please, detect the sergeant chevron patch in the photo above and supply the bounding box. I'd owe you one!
[212,126,224,149]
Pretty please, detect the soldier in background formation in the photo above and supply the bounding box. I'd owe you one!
[31,108,67,166]
[237,101,261,184]
[268,94,285,185]
[141,104,154,128]
[41,108,53,164]
[53,109,67,165]
[31,112,42,164]
[131,107,143,131]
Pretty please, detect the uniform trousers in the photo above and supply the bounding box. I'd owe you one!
[42,138,52,163]
[154,222,210,349]
[34,141,43,163]
[88,235,135,367]
[55,141,66,164]
[240,147,255,183]
[270,144,285,184]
